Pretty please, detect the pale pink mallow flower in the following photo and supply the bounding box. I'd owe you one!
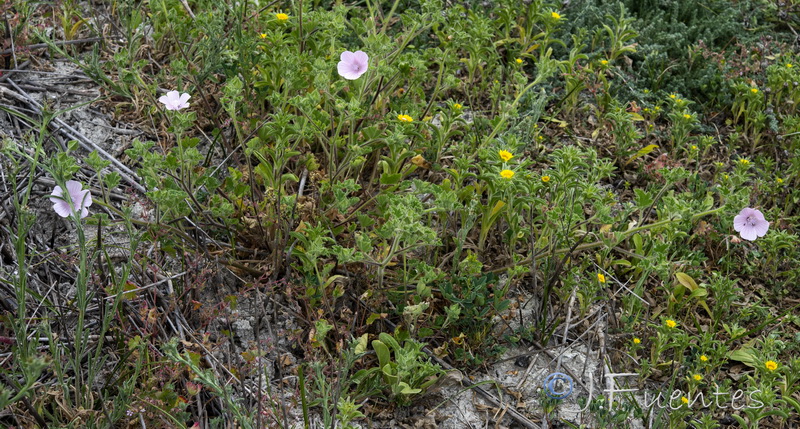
[158,90,191,111]
[337,50,369,80]
[733,207,769,241]
[50,180,93,219]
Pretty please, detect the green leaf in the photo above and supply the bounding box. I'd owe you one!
[726,343,759,368]
[380,172,403,185]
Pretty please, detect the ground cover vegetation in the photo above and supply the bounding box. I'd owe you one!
[1,0,800,427]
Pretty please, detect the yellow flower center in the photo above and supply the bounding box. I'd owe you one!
[397,114,414,123]
[541,175,550,183]
[765,360,778,371]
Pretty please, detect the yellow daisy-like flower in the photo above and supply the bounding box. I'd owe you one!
[739,158,750,165]
[676,99,683,103]
[787,63,793,68]
[597,273,606,283]
[777,177,784,184]
[643,89,650,94]
[541,175,550,183]
[700,355,709,362]
[683,114,692,119]
[260,33,267,39]
[633,338,641,344]
[500,169,515,179]
[765,360,778,371]
[665,319,677,328]
[516,58,523,64]
[276,13,289,21]
[397,114,414,123]
[551,11,561,20]
[600,60,608,65]
[723,174,729,180]
[693,374,702,381]
[453,103,462,110]
[681,396,689,405]
[691,145,698,150]
[669,94,677,99]
[751,88,759,94]
[499,150,514,162]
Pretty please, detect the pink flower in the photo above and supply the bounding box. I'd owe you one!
[50,180,93,219]
[733,207,769,241]
[337,50,369,80]
[158,90,191,111]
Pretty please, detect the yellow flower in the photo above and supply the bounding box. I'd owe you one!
[700,355,709,362]
[453,103,462,110]
[676,99,683,103]
[537,135,544,141]
[500,169,515,179]
[260,33,267,39]
[643,89,650,94]
[787,63,793,68]
[600,60,608,65]
[633,338,641,344]
[516,58,523,64]
[665,319,677,328]
[765,360,778,371]
[499,150,514,162]
[739,158,750,165]
[276,13,289,21]
[681,396,689,405]
[669,94,677,99]
[541,175,551,183]
[691,145,698,150]
[777,177,784,184]
[597,273,606,283]
[397,114,414,123]
[751,88,759,94]
[551,11,561,20]
[693,374,702,381]
[723,174,729,180]
[683,114,692,119]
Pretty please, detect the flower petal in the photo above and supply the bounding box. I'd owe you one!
[179,93,191,104]
[338,62,358,80]
[65,180,83,196]
[353,50,369,66]
[740,226,758,241]
[753,220,769,237]
[50,185,64,204]
[340,51,354,62]
[52,200,73,217]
